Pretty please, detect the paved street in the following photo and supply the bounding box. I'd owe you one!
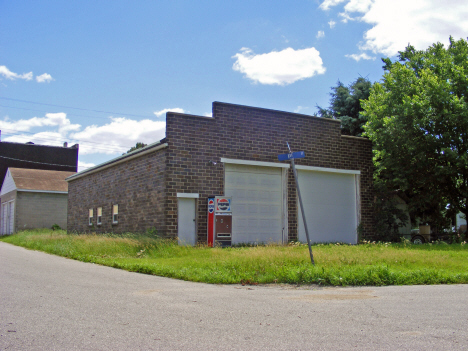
[1,241,467,350]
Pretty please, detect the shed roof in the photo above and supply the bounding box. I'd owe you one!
[8,168,76,192]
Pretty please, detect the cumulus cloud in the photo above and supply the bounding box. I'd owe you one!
[154,108,186,117]
[0,65,33,81]
[0,113,80,134]
[36,73,54,83]
[316,31,325,39]
[320,0,468,56]
[232,47,326,85]
[328,20,336,28]
[0,65,54,83]
[345,52,376,61]
[319,0,347,10]
[78,161,96,171]
[70,117,166,155]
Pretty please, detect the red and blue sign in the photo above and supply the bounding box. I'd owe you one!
[207,198,215,247]
[208,199,215,213]
[216,197,231,212]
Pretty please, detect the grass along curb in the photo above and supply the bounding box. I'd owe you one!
[2,229,468,286]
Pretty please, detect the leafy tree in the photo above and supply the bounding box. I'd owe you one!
[317,77,372,136]
[363,37,468,227]
[124,142,147,154]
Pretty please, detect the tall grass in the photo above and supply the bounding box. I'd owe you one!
[2,229,468,286]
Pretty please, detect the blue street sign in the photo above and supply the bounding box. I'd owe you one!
[278,151,305,161]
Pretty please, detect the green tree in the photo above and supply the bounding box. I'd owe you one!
[363,37,468,227]
[124,142,147,154]
[317,77,372,136]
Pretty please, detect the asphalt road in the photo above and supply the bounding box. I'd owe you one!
[1,241,467,350]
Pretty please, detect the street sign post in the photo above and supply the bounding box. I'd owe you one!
[278,143,315,265]
[278,151,305,162]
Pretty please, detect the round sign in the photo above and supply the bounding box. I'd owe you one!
[217,198,230,211]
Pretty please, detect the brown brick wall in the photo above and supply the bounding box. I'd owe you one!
[66,102,374,240]
[67,148,167,234]
[165,102,374,241]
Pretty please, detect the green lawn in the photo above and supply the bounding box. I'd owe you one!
[2,229,468,286]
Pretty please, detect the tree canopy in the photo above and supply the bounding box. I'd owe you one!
[363,37,468,226]
[124,142,147,154]
[317,77,372,136]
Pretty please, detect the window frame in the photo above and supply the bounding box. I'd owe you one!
[88,208,94,226]
[112,204,119,224]
[97,207,102,225]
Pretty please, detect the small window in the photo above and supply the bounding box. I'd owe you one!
[112,204,119,224]
[97,207,102,225]
[88,209,93,226]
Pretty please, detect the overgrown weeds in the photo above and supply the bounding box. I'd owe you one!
[2,229,468,286]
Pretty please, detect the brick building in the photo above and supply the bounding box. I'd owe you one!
[1,168,75,234]
[0,140,78,184]
[66,102,374,244]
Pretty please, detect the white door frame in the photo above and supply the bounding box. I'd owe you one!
[177,193,198,246]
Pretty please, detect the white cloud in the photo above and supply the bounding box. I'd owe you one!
[0,113,80,134]
[204,112,213,117]
[294,106,308,114]
[319,0,347,10]
[70,117,166,155]
[316,31,325,39]
[343,0,373,13]
[328,20,336,29]
[36,73,54,83]
[154,108,186,117]
[232,47,326,85]
[78,161,96,171]
[0,65,33,81]
[321,0,468,56]
[345,52,376,61]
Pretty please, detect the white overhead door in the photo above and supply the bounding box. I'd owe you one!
[1,201,15,235]
[225,164,284,244]
[297,170,358,244]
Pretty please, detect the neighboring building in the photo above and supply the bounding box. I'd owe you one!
[0,140,78,184]
[67,102,374,245]
[0,168,76,235]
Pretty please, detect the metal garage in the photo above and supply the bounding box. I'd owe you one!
[223,160,289,245]
[296,166,360,244]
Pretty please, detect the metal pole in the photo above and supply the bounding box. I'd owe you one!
[287,143,315,265]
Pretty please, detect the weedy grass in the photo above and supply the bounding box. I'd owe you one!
[2,229,468,286]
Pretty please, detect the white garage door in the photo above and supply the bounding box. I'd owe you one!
[297,170,358,244]
[225,164,284,244]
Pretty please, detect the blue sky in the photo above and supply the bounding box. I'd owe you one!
[1,0,467,170]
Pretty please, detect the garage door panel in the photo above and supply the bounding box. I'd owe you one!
[298,170,357,244]
[225,164,284,245]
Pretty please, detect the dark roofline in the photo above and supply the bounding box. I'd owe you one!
[0,140,79,149]
[212,101,341,124]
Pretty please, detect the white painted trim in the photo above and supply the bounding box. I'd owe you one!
[17,189,68,194]
[281,167,288,244]
[66,142,168,182]
[177,193,199,198]
[221,158,290,169]
[295,165,360,175]
[355,174,361,232]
